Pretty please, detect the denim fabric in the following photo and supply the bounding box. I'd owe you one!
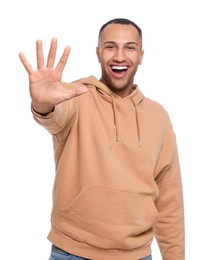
[142,256,152,260]
[49,244,152,260]
[49,245,87,260]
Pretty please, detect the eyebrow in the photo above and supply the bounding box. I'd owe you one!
[103,41,139,46]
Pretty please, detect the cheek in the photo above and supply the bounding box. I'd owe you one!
[132,57,142,66]
[128,52,142,65]
[134,56,142,65]
[98,53,109,65]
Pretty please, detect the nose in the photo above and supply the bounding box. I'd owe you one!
[113,48,126,62]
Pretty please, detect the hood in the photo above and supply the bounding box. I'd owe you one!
[76,76,145,147]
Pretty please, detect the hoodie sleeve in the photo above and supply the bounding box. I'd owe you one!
[32,98,77,140]
[154,114,185,260]
[31,80,92,137]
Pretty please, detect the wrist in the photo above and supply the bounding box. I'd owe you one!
[32,103,54,116]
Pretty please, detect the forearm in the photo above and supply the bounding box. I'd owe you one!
[31,99,76,137]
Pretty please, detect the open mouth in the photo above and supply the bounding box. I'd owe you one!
[111,65,128,75]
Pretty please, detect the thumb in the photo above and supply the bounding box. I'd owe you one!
[62,82,88,100]
[74,86,88,95]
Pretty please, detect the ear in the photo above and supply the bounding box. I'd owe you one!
[96,47,101,63]
[139,50,144,65]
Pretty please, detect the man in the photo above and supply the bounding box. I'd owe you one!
[19,18,185,260]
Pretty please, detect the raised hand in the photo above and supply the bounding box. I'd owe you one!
[19,38,88,114]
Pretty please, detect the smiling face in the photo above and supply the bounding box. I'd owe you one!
[96,23,144,97]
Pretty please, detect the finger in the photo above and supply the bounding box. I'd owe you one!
[55,45,70,72]
[19,52,34,75]
[72,86,88,96]
[47,38,57,68]
[36,39,44,69]
[62,86,88,101]
[62,82,88,99]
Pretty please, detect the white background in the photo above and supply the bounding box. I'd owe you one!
[1,0,209,259]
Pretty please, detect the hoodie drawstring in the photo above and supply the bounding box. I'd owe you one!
[132,100,142,147]
[111,95,142,147]
[78,76,144,147]
[111,95,120,142]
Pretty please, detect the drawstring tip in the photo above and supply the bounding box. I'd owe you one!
[138,140,142,147]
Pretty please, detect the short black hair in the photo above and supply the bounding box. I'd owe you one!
[98,18,142,40]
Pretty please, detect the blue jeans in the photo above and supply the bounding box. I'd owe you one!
[49,244,152,260]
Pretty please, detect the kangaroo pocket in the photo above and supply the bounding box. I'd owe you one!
[59,185,159,250]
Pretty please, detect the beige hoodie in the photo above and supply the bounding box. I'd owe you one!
[33,76,184,260]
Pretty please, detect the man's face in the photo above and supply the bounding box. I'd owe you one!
[96,23,144,97]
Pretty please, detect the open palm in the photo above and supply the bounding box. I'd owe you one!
[19,38,87,114]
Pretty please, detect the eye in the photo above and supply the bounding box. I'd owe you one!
[126,45,136,50]
[105,44,115,49]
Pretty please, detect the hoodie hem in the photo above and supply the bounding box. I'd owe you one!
[47,226,151,260]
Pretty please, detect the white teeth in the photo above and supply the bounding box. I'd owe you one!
[111,66,128,70]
